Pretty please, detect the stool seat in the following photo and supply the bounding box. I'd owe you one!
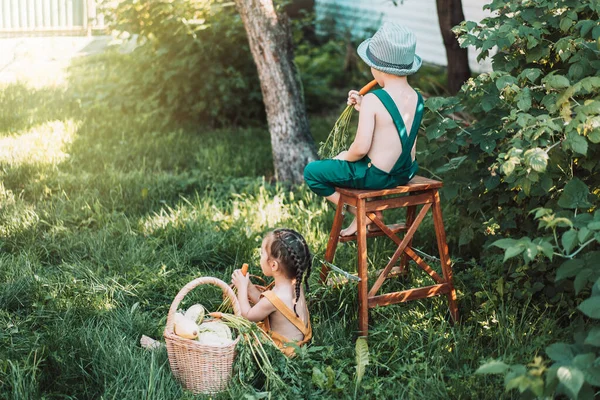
[335,176,443,198]
[320,175,458,336]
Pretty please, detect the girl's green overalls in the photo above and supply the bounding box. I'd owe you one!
[304,89,424,197]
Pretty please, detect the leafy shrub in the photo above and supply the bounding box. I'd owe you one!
[96,0,367,127]
[99,0,264,128]
[421,0,600,397]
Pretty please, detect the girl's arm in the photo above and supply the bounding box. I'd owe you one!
[247,281,261,304]
[336,93,376,162]
[232,269,276,321]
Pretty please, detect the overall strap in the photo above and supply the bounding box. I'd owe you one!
[261,291,311,336]
[395,91,424,172]
[371,89,409,148]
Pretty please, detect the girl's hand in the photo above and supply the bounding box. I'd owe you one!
[231,269,250,291]
[347,90,362,111]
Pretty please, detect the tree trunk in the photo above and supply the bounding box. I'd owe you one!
[436,0,471,94]
[234,0,317,184]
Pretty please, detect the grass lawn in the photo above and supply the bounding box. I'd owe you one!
[0,48,571,399]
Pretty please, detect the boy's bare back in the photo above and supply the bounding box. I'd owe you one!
[352,78,419,173]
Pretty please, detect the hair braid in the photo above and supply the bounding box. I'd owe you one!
[271,228,312,317]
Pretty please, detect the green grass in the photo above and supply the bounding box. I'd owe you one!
[0,50,572,399]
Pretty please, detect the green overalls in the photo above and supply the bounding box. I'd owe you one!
[304,89,424,197]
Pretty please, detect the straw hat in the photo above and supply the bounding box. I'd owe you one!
[357,22,422,76]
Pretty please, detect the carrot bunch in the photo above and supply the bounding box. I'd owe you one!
[317,79,378,159]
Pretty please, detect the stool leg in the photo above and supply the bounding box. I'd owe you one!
[356,198,369,336]
[400,205,416,274]
[320,194,346,283]
[431,190,459,323]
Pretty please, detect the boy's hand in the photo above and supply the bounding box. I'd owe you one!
[347,90,362,111]
[231,269,250,291]
[333,151,349,160]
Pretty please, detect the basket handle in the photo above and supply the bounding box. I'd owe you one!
[165,277,241,333]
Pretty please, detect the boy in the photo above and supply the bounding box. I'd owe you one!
[304,22,424,236]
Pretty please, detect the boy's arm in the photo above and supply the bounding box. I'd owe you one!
[339,93,376,162]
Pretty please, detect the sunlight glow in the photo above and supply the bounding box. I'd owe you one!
[0,182,39,238]
[0,120,77,166]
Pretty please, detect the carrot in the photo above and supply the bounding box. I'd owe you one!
[358,79,378,96]
[208,311,223,319]
[241,263,249,276]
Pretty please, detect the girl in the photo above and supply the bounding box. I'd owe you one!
[304,23,424,236]
[231,228,312,356]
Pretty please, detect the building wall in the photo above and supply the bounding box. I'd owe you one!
[0,0,95,35]
[315,0,492,73]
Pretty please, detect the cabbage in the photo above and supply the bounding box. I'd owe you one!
[197,331,233,346]
[197,321,232,341]
[184,304,206,324]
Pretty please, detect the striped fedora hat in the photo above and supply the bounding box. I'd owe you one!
[357,22,422,76]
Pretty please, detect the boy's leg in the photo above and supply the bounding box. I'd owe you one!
[304,159,380,236]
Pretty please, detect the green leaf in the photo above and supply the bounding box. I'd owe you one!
[561,229,578,254]
[593,277,600,297]
[425,96,451,111]
[496,75,517,90]
[546,342,574,363]
[476,360,510,374]
[556,259,585,281]
[557,178,592,209]
[537,240,554,259]
[459,226,475,246]
[543,74,571,90]
[578,227,591,242]
[559,17,574,33]
[501,157,519,176]
[584,327,600,346]
[588,221,600,230]
[516,88,532,111]
[524,148,548,172]
[492,238,518,249]
[505,375,526,391]
[577,20,596,37]
[312,367,327,389]
[589,129,600,144]
[557,366,584,398]
[523,242,538,263]
[578,296,600,318]
[574,269,592,295]
[355,337,369,386]
[564,132,588,155]
[504,245,525,261]
[518,68,542,83]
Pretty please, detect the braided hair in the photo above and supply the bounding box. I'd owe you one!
[267,228,312,317]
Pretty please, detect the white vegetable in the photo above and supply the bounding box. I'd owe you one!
[184,304,206,325]
[197,331,233,346]
[173,313,199,339]
[197,321,232,341]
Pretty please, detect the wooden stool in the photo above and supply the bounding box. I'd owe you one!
[320,176,459,336]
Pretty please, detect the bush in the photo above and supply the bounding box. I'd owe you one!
[97,0,377,127]
[422,0,600,397]
[99,0,264,128]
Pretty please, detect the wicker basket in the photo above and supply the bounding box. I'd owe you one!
[164,277,241,394]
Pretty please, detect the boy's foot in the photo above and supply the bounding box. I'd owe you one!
[340,212,383,237]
